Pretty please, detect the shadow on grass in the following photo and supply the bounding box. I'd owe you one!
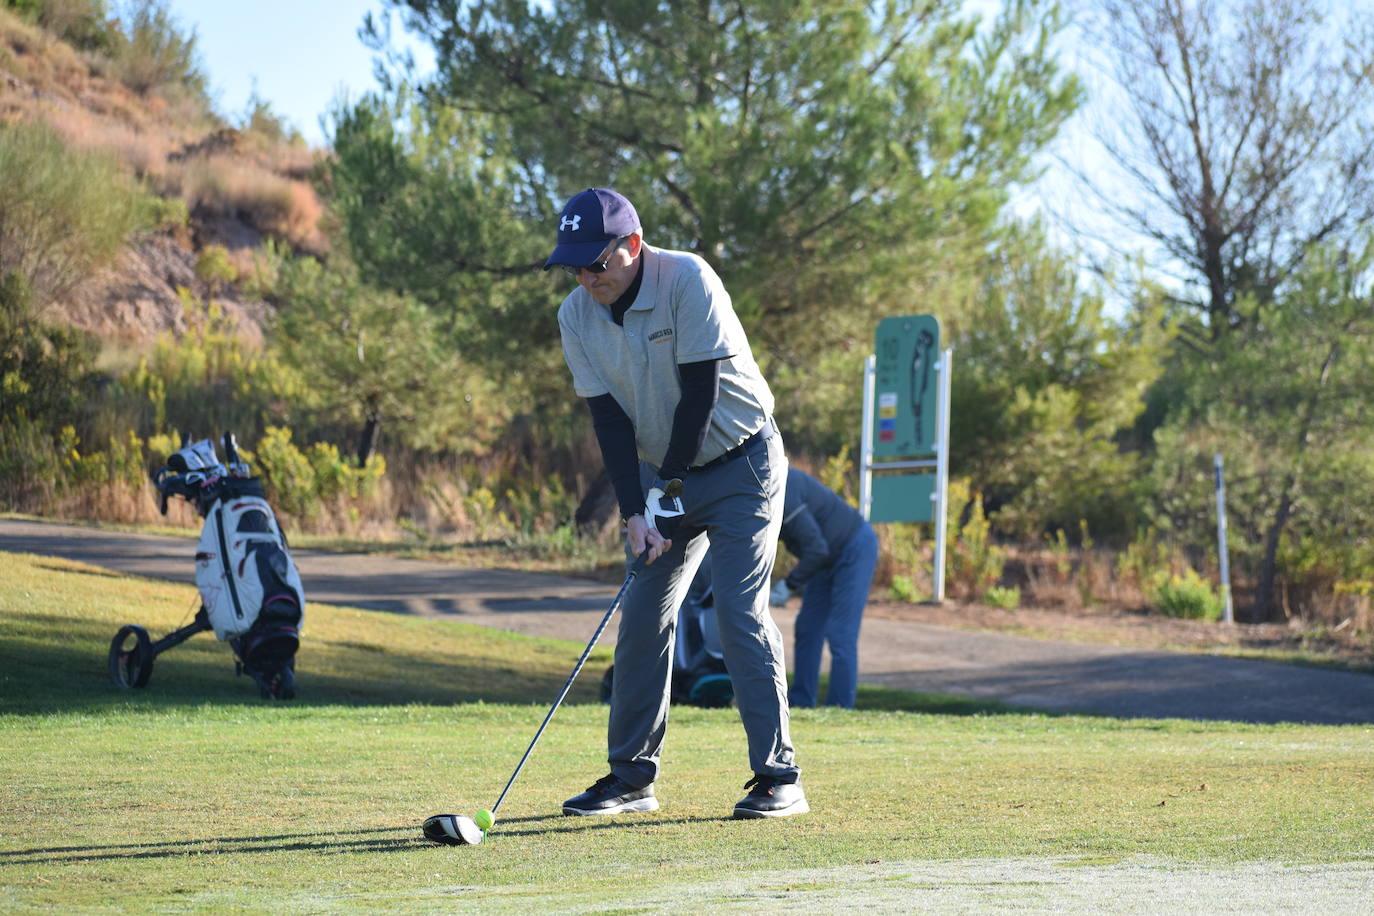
[0,635,611,715]
[1,612,1025,718]
[0,814,740,864]
[0,826,416,864]
[852,683,1015,715]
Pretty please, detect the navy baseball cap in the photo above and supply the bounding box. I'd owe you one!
[543,188,640,270]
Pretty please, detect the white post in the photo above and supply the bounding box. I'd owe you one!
[860,354,876,520]
[1215,453,1234,623]
[932,348,953,603]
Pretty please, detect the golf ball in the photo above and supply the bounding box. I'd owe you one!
[475,809,495,831]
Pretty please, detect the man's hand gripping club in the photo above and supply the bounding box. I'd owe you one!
[626,478,684,564]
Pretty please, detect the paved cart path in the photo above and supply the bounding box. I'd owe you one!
[4,517,1372,725]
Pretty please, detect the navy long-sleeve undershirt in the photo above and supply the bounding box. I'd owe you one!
[586,358,721,518]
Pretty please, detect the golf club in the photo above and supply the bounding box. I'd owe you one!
[423,479,684,846]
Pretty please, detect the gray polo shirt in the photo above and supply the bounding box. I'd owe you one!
[559,243,774,467]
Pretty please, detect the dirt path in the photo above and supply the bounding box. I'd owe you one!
[4,517,1372,725]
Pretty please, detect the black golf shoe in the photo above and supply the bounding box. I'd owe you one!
[562,773,659,816]
[732,773,809,819]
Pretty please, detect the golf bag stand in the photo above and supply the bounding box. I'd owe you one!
[107,431,305,699]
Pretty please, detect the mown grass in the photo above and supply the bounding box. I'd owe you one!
[1,551,1372,914]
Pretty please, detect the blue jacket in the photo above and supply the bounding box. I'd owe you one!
[778,468,866,590]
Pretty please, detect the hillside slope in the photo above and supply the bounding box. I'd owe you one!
[0,7,326,343]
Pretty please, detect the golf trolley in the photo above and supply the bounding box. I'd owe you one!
[107,432,305,699]
[599,553,734,708]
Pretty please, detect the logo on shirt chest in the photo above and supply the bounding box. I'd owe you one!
[647,328,674,343]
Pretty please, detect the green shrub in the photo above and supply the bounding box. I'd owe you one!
[462,486,507,541]
[884,521,925,590]
[148,195,189,231]
[505,474,575,537]
[890,576,920,603]
[947,479,1007,599]
[36,0,112,50]
[249,426,316,520]
[0,271,99,510]
[0,122,154,304]
[64,428,147,490]
[984,585,1021,610]
[1119,527,1177,593]
[194,244,237,290]
[1152,569,1223,622]
[819,444,857,507]
[0,413,66,508]
[115,292,300,443]
[307,440,384,503]
[2,0,113,49]
[103,0,205,98]
[247,426,385,523]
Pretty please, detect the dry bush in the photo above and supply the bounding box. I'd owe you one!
[1075,548,1140,607]
[77,79,160,131]
[269,482,396,539]
[0,7,210,144]
[1011,545,1152,613]
[165,154,326,253]
[1279,580,1374,634]
[279,180,326,254]
[270,142,322,179]
[238,126,321,177]
[42,104,172,177]
[0,8,88,97]
[55,479,170,525]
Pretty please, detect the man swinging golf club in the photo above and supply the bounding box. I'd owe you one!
[549,187,807,819]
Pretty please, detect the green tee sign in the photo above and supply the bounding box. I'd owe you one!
[872,314,940,458]
[869,473,935,523]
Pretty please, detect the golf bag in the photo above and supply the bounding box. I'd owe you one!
[599,556,734,708]
[107,433,305,699]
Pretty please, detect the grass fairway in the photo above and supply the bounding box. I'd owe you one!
[2,551,1372,914]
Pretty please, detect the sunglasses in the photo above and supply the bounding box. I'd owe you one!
[558,236,629,278]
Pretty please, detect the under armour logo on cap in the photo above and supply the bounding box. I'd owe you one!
[544,188,641,271]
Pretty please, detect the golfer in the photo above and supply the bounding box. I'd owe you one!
[547,187,806,819]
[768,467,879,709]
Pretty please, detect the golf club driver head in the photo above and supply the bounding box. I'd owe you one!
[422,813,484,846]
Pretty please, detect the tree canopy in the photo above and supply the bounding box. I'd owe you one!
[336,0,1083,452]
[1088,0,1374,339]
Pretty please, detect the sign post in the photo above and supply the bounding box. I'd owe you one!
[1215,453,1234,624]
[860,315,951,601]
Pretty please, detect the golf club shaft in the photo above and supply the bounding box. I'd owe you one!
[489,551,648,816]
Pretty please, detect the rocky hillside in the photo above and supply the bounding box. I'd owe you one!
[0,6,327,344]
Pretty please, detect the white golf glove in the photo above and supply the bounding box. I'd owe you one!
[769,579,793,607]
[644,478,684,536]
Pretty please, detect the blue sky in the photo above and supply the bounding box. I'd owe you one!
[167,0,431,148]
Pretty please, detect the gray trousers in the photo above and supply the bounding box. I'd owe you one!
[608,431,798,787]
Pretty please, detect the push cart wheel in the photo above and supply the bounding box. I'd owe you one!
[108,625,154,688]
